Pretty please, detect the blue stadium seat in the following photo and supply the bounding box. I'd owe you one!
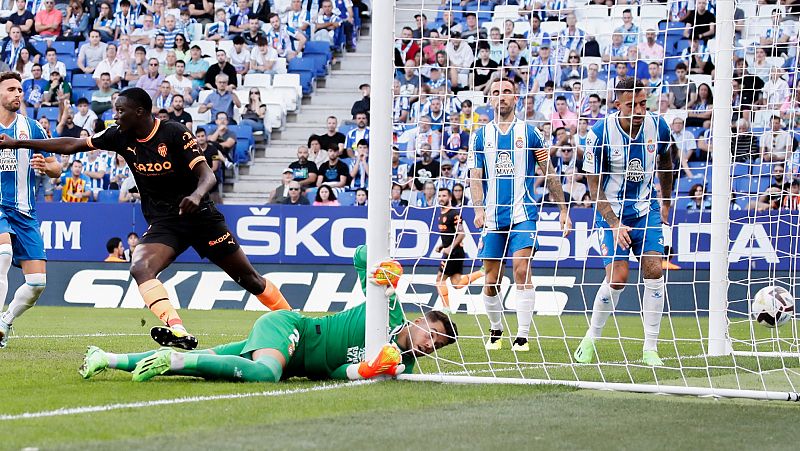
[31,40,47,57]
[62,55,78,72]
[228,124,253,145]
[234,139,251,164]
[71,88,93,103]
[72,73,96,88]
[51,41,75,55]
[686,127,705,138]
[304,41,333,63]
[305,53,329,77]
[97,189,119,203]
[732,163,750,177]
[338,123,356,136]
[288,57,316,94]
[664,56,682,73]
[36,107,59,121]
[306,191,316,203]
[678,176,704,194]
[338,191,356,206]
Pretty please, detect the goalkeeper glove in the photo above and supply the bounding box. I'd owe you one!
[357,343,404,379]
[368,259,403,297]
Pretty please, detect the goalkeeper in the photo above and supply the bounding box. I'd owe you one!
[79,246,458,382]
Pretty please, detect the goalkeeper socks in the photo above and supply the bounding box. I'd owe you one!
[256,279,292,311]
[588,282,623,339]
[436,280,450,308]
[1,273,46,324]
[515,288,536,338]
[0,243,12,313]
[175,353,283,382]
[107,350,158,371]
[482,292,504,331]
[642,277,665,352]
[139,279,183,327]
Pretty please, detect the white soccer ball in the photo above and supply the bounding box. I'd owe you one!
[751,286,795,328]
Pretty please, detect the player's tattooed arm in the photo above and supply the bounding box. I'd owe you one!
[657,144,675,225]
[0,135,89,155]
[469,167,485,228]
[586,174,620,228]
[538,157,573,237]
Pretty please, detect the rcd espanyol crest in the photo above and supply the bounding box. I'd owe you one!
[646,139,656,154]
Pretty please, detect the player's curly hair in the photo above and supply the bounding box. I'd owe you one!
[118,87,153,114]
[613,77,646,100]
[0,71,22,84]
[426,310,458,344]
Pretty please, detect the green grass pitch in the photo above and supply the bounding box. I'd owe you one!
[1,306,799,450]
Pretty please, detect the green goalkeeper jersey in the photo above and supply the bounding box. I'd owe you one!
[282,246,415,380]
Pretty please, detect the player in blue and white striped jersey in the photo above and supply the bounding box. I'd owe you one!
[574,78,675,367]
[0,72,63,348]
[468,79,571,352]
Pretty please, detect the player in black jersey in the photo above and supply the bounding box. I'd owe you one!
[0,88,292,350]
[434,187,483,314]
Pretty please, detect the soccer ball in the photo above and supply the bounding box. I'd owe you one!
[751,286,795,328]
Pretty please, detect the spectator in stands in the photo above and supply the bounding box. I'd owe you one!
[686,83,713,128]
[1,26,28,70]
[671,117,698,178]
[172,34,190,61]
[772,162,788,187]
[186,45,209,92]
[683,0,716,42]
[104,237,126,262]
[313,0,341,49]
[81,149,109,201]
[319,116,346,155]
[484,27,504,64]
[73,97,97,132]
[351,83,370,119]
[189,0,215,23]
[761,66,790,110]
[557,146,586,204]
[423,30,446,65]
[205,8,230,42]
[748,186,783,211]
[288,145,318,189]
[118,172,140,203]
[21,64,46,112]
[136,58,165,100]
[280,181,310,205]
[240,88,268,137]
[90,72,117,115]
[332,0,357,51]
[5,0,34,40]
[59,160,91,202]
[229,36,251,76]
[637,29,664,63]
[270,168,295,204]
[397,59,421,97]
[160,14,182,49]
[146,0,168,27]
[667,62,696,109]
[307,135,328,167]
[732,119,759,162]
[60,1,89,42]
[34,0,62,42]
[241,15,267,46]
[109,153,130,190]
[530,40,558,93]
[614,9,639,46]
[41,70,70,107]
[555,13,586,64]
[783,179,800,210]
[131,15,158,45]
[125,45,148,85]
[161,51,179,77]
[349,139,369,190]
[93,2,116,42]
[644,62,668,110]
[281,0,311,39]
[391,149,409,188]
[602,32,628,65]
[445,32,475,89]
[551,96,578,135]
[204,49,238,89]
[437,9,456,37]
[390,182,407,211]
[208,112,237,155]
[201,74,241,119]
[153,80,174,113]
[168,94,193,129]
[580,63,605,101]
[114,0,136,39]
[249,37,278,74]
[686,184,711,211]
[194,127,223,203]
[457,99,479,133]
[78,30,107,74]
[42,48,66,79]
[56,106,83,138]
[454,12,484,43]
[317,147,350,189]
[404,118,440,159]
[415,180,436,207]
[559,52,584,90]
[148,33,169,64]
[314,184,339,206]
[394,26,419,65]
[166,60,194,104]
[354,188,368,207]
[761,116,793,162]
[125,232,140,261]
[345,112,370,155]
[94,44,125,88]
[99,91,118,128]
[408,148,439,191]
[584,94,604,125]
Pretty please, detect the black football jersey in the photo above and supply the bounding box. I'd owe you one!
[438,208,462,249]
[88,119,211,220]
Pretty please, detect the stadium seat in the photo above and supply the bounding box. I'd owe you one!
[640,3,668,20]
[217,40,234,55]
[540,21,566,36]
[456,90,485,106]
[51,41,76,55]
[305,53,329,78]
[678,175,705,194]
[190,40,216,57]
[338,191,356,206]
[62,55,78,72]
[197,89,212,105]
[234,138,251,164]
[243,73,272,88]
[757,4,785,17]
[31,40,47,57]
[97,190,120,203]
[732,163,751,177]
[575,5,608,22]
[71,88,93,103]
[72,73,96,88]
[272,74,302,108]
[688,74,713,88]
[184,106,211,130]
[229,124,254,146]
[287,58,316,95]
[37,107,59,122]
[303,41,333,64]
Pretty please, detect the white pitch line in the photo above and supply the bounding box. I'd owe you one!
[0,380,373,421]
[17,333,237,339]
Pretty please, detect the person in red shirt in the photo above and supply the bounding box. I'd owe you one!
[34,0,62,40]
[395,26,419,65]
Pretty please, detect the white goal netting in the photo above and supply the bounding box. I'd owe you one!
[375,0,800,400]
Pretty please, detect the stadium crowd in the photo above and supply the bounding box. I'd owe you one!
[2,0,800,211]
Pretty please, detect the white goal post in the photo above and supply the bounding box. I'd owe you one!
[364,0,800,401]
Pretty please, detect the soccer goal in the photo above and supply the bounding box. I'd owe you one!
[364,0,800,401]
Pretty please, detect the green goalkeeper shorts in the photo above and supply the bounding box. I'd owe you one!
[241,310,305,363]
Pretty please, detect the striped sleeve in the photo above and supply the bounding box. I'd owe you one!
[467,127,484,170]
[527,125,549,163]
[581,120,604,174]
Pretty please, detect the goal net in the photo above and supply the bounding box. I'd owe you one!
[364,0,800,401]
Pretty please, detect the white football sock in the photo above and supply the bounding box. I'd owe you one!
[0,243,12,312]
[482,292,504,331]
[0,273,46,324]
[642,277,665,352]
[515,288,535,339]
[588,281,624,339]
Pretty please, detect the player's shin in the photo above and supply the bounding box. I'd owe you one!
[172,353,283,382]
[139,279,185,330]
[0,273,45,324]
[642,276,665,352]
[0,243,12,312]
[482,292,504,331]
[588,281,624,338]
[256,278,292,311]
[515,288,535,339]
[106,350,159,371]
[436,279,450,309]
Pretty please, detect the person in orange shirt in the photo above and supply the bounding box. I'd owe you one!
[104,237,127,262]
[34,0,62,41]
[59,160,91,202]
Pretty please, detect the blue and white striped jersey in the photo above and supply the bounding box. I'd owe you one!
[0,114,51,215]
[468,119,549,230]
[581,111,671,221]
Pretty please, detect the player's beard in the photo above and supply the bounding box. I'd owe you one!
[2,99,20,113]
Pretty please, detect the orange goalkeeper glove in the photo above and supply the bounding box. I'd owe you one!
[368,259,403,296]
[357,343,404,379]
